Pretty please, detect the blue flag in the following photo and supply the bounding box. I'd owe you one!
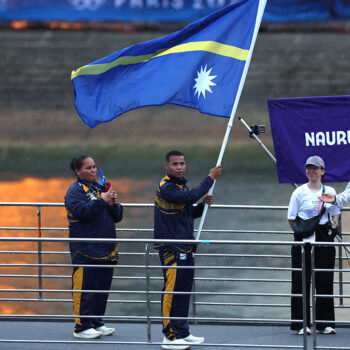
[97,168,111,191]
[71,0,261,128]
[97,168,108,186]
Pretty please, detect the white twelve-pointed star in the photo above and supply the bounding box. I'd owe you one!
[193,65,217,99]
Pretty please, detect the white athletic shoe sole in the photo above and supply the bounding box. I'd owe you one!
[161,337,191,350]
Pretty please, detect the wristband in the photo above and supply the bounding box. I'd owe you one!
[332,195,337,204]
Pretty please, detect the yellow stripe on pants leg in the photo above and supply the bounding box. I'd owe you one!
[163,262,177,339]
[73,267,84,326]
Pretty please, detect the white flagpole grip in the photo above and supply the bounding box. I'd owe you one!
[195,0,267,241]
[195,181,214,240]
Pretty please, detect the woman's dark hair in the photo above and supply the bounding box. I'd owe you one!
[70,155,90,176]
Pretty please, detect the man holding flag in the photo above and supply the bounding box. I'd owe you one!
[154,150,221,349]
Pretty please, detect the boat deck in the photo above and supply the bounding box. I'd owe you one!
[1,202,350,350]
[0,321,349,350]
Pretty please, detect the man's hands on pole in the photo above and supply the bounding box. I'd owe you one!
[209,165,222,180]
[201,165,222,206]
[195,165,222,242]
[202,195,214,205]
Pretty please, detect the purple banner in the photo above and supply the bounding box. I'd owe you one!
[268,96,350,184]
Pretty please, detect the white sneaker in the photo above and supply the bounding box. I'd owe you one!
[95,325,115,336]
[321,327,336,334]
[73,328,102,339]
[161,337,191,350]
[297,327,311,335]
[183,334,205,344]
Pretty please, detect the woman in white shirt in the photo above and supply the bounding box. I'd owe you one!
[288,156,340,335]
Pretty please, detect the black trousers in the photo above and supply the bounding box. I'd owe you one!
[72,265,114,332]
[158,250,194,340]
[290,243,335,331]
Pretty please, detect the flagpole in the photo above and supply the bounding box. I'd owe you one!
[195,0,267,240]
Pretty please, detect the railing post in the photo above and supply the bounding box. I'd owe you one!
[145,243,152,343]
[311,245,317,350]
[192,255,197,325]
[36,206,42,299]
[301,244,308,350]
[338,214,343,306]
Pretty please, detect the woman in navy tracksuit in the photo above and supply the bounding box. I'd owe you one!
[65,155,123,339]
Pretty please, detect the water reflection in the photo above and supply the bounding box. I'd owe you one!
[0,177,150,227]
[0,177,151,316]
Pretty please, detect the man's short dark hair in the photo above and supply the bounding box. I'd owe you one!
[166,150,184,163]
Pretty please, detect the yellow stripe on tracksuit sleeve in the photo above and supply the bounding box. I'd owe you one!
[163,262,177,339]
[73,267,84,326]
[71,41,249,79]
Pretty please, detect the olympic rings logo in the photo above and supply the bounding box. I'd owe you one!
[68,0,106,11]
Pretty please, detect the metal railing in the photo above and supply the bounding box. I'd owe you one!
[0,202,349,349]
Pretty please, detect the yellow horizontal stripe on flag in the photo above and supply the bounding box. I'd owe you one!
[71,41,249,80]
[153,41,248,60]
